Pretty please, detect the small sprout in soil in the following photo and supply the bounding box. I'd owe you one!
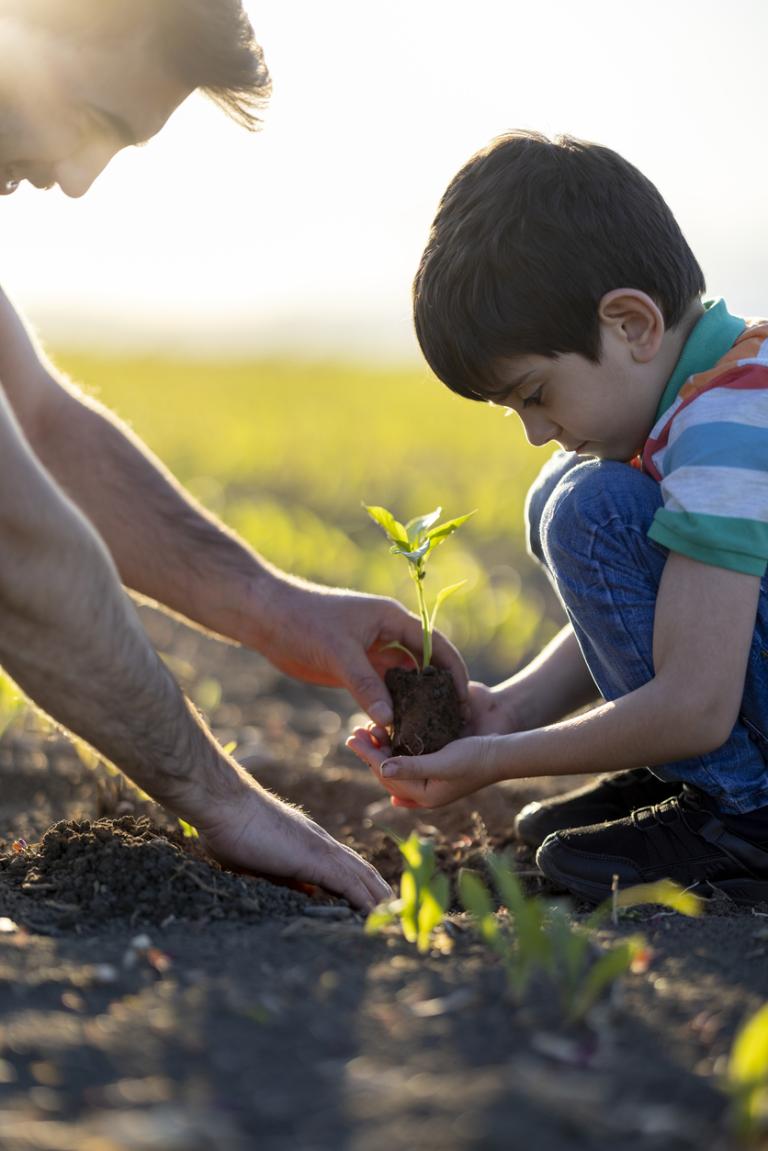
[365,832,450,954]
[460,856,702,1025]
[726,1001,768,1142]
[364,503,475,670]
[364,503,475,755]
[178,818,199,839]
[0,671,25,740]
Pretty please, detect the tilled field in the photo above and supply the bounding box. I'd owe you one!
[0,607,763,1150]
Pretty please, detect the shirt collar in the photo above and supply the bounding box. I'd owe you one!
[654,298,746,420]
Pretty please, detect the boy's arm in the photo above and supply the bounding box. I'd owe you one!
[0,386,388,908]
[368,554,760,804]
[470,624,600,735]
[0,289,467,723]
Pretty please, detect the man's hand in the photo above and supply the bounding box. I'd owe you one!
[346,721,503,809]
[254,581,469,728]
[189,773,391,912]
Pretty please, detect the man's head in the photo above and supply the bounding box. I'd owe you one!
[0,0,270,197]
[413,131,705,458]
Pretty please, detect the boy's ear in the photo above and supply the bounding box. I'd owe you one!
[597,289,665,364]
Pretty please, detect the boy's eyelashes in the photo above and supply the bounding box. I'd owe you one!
[521,386,543,409]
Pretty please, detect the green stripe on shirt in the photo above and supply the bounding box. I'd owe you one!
[648,509,768,576]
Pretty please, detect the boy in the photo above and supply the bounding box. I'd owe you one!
[348,130,768,905]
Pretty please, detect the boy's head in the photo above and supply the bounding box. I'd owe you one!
[0,0,270,197]
[413,132,705,458]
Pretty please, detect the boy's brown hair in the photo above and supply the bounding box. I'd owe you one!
[0,0,270,128]
[413,130,706,400]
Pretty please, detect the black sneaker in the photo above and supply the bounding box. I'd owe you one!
[514,768,682,849]
[536,788,768,905]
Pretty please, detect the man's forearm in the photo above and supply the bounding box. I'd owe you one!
[0,413,247,817]
[27,377,278,647]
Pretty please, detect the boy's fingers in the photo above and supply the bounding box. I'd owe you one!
[381,755,434,780]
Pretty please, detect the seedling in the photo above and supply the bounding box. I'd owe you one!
[365,832,450,953]
[364,504,475,669]
[460,855,702,1024]
[726,1002,768,1141]
[0,671,24,740]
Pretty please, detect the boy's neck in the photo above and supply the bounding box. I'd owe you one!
[656,297,705,389]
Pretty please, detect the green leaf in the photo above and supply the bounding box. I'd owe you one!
[589,878,704,928]
[424,510,477,545]
[390,539,432,564]
[405,508,442,544]
[364,900,402,935]
[429,580,467,633]
[380,640,421,671]
[459,868,495,922]
[364,504,410,547]
[730,1004,768,1087]
[399,869,419,942]
[178,818,199,839]
[417,881,449,953]
[569,937,641,1022]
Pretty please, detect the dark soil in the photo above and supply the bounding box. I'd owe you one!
[386,664,464,755]
[0,605,763,1150]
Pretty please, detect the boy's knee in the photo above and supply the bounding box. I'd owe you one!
[540,458,661,572]
[525,452,591,563]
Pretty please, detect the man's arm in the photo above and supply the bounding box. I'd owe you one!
[0,289,467,724]
[0,386,389,908]
[357,554,760,805]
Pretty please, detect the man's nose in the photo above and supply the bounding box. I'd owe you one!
[53,140,121,198]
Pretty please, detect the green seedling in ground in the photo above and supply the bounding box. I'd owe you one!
[0,672,24,740]
[364,504,475,669]
[460,855,702,1024]
[365,832,450,953]
[726,1002,768,1142]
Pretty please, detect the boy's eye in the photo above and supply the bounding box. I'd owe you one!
[521,387,543,409]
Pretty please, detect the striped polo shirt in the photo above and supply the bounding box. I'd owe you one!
[642,299,768,576]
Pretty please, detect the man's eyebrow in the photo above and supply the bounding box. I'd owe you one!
[87,105,142,147]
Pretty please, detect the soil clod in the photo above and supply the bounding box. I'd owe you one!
[385,666,463,755]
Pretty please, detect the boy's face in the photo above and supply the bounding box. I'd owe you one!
[488,333,665,462]
[0,19,191,198]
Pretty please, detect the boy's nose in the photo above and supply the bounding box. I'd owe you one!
[522,413,559,448]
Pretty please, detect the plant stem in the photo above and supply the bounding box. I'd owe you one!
[412,564,432,668]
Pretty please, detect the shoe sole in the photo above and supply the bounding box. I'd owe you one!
[539,854,768,908]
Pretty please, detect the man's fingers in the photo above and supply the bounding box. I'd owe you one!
[337,647,393,727]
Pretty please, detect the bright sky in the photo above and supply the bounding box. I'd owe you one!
[1,0,767,358]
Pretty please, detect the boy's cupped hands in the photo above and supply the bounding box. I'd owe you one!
[346,681,512,808]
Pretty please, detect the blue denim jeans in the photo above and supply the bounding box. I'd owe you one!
[525,451,768,814]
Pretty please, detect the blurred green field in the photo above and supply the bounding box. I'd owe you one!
[55,351,563,681]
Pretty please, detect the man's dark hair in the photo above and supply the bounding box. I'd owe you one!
[1,0,271,128]
[413,131,706,400]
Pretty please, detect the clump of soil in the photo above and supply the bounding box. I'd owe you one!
[0,815,311,932]
[385,665,463,755]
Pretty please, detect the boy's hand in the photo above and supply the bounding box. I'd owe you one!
[346,722,503,809]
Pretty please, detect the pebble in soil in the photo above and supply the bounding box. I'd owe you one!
[0,815,312,932]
